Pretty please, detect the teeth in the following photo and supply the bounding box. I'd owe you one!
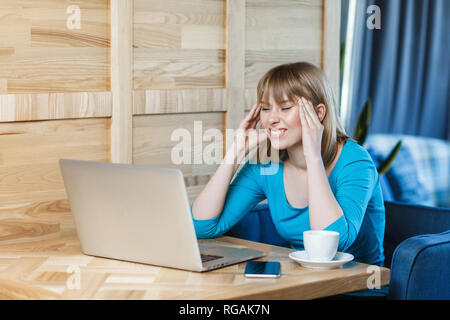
[270,129,286,137]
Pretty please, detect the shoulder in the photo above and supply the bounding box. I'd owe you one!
[235,160,268,181]
[341,139,375,166]
[335,140,378,180]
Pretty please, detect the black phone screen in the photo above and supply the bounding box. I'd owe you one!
[244,261,281,278]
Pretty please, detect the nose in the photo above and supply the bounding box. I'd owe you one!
[268,108,281,125]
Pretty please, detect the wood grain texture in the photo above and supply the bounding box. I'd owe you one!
[111,0,133,164]
[322,0,341,98]
[245,0,323,88]
[133,0,225,90]
[133,89,226,114]
[0,79,6,94]
[0,0,110,93]
[0,277,65,300]
[0,92,111,122]
[0,236,390,299]
[225,0,246,134]
[244,88,258,111]
[133,112,224,202]
[0,118,110,245]
[0,0,342,273]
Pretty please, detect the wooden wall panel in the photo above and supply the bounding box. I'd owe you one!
[0,0,341,248]
[0,1,112,246]
[0,92,111,122]
[225,0,246,132]
[133,88,226,114]
[323,0,341,97]
[133,0,225,91]
[244,0,323,109]
[133,112,224,202]
[0,0,110,93]
[110,0,133,164]
[0,118,111,245]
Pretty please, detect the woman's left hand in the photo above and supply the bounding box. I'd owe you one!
[298,97,324,162]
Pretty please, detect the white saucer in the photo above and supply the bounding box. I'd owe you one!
[288,251,354,269]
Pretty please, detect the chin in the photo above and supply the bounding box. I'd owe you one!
[269,138,300,153]
[269,140,289,151]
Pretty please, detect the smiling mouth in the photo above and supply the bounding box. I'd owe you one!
[269,128,287,139]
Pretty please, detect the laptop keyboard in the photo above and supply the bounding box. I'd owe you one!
[200,254,223,263]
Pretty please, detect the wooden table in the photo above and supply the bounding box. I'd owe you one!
[0,235,389,300]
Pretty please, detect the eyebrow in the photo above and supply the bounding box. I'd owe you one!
[261,100,292,106]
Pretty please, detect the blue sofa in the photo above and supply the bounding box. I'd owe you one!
[226,134,450,299]
[385,202,450,299]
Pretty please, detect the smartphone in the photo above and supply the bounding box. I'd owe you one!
[244,261,281,278]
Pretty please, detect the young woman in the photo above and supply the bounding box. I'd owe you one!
[191,62,385,267]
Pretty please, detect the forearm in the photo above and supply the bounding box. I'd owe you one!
[307,158,343,230]
[192,144,244,220]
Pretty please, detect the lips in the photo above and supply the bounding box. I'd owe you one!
[269,128,287,139]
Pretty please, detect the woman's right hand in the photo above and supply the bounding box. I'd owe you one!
[230,103,267,163]
[194,103,266,221]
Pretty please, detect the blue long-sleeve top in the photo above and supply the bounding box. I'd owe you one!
[191,139,386,266]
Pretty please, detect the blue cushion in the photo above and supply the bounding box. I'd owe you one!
[367,146,433,206]
[388,230,450,300]
[365,134,450,208]
[366,148,394,201]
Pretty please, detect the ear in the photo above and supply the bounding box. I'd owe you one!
[315,103,327,123]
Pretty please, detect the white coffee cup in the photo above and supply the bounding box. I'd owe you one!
[303,230,339,261]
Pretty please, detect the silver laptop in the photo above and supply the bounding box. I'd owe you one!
[59,159,265,272]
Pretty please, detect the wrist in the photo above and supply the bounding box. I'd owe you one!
[306,155,323,168]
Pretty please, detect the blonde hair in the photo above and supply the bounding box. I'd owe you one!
[256,62,352,169]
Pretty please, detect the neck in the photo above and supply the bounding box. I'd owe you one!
[285,143,308,170]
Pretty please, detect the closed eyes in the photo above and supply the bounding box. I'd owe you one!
[261,106,293,111]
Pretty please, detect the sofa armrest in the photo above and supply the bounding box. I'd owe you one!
[388,230,450,300]
[384,201,450,267]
